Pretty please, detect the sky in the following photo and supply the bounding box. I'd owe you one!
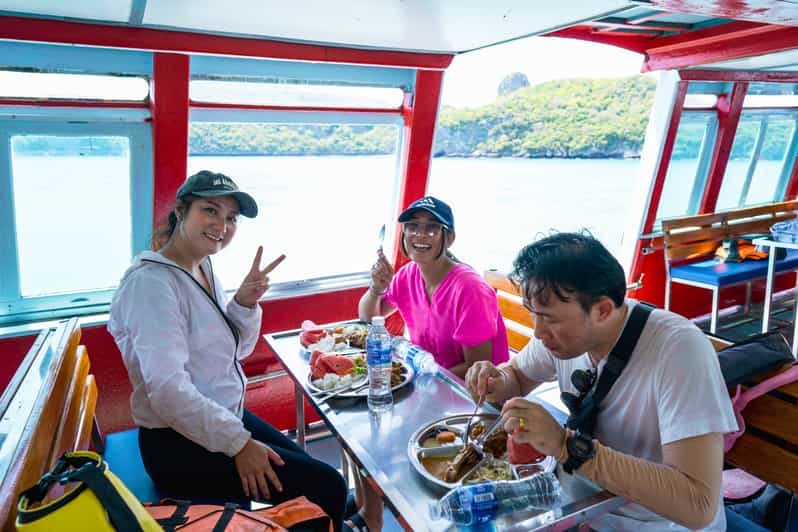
[440,36,651,108]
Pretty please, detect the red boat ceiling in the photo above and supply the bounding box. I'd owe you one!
[0,0,634,54]
[646,0,798,27]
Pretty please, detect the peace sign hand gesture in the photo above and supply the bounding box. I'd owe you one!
[234,246,286,308]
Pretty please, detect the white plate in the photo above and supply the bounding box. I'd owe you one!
[306,354,368,394]
[307,357,414,399]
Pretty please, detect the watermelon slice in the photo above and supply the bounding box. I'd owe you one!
[301,320,323,331]
[319,354,354,376]
[300,329,328,348]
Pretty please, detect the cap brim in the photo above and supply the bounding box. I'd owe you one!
[192,190,258,218]
[397,206,450,228]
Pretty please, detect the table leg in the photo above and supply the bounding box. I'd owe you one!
[762,251,777,334]
[711,288,719,334]
[792,301,798,360]
[294,382,306,450]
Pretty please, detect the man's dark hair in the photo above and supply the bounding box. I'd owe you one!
[510,232,626,313]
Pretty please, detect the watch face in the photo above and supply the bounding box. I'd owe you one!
[573,438,591,455]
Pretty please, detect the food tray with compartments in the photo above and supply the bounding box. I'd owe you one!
[407,413,556,491]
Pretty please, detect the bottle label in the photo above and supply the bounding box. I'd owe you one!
[457,483,498,523]
[366,337,392,366]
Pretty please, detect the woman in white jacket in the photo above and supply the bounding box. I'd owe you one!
[108,171,362,530]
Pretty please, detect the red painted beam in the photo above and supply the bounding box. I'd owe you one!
[645,0,798,27]
[643,21,798,72]
[784,151,798,200]
[151,53,189,229]
[190,101,402,114]
[700,82,748,213]
[0,15,453,70]
[679,69,798,83]
[544,26,651,54]
[394,69,443,271]
[0,99,148,109]
[642,81,689,234]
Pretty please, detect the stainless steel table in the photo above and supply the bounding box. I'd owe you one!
[264,329,625,531]
[752,237,798,358]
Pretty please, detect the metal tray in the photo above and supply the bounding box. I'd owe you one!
[308,357,414,399]
[407,413,556,491]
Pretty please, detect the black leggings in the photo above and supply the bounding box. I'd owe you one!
[139,409,348,531]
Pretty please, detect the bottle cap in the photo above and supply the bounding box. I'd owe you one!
[372,316,385,326]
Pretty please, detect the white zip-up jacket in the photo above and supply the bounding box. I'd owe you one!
[108,251,262,457]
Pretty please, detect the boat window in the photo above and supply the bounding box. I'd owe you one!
[0,119,152,326]
[654,113,716,228]
[743,95,798,108]
[716,114,797,211]
[10,135,132,297]
[0,71,149,101]
[186,121,401,290]
[683,95,717,109]
[426,157,640,273]
[190,80,404,109]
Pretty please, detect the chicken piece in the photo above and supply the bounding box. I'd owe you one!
[483,429,508,458]
[443,445,480,483]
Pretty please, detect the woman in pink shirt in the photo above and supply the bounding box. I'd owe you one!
[359,196,509,378]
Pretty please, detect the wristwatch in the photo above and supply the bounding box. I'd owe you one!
[563,430,595,474]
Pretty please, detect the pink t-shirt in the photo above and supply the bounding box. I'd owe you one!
[384,262,510,370]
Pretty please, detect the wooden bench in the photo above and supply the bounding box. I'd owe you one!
[0,318,98,531]
[484,270,534,352]
[662,200,798,334]
[724,359,798,494]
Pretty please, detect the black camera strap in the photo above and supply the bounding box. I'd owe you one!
[566,302,655,435]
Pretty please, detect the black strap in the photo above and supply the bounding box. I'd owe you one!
[67,459,144,532]
[212,502,239,532]
[566,302,654,435]
[155,499,191,531]
[19,455,72,504]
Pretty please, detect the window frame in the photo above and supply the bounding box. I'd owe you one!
[721,109,798,211]
[188,106,406,298]
[654,110,718,230]
[0,116,153,325]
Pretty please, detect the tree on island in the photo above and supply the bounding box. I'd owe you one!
[498,72,530,97]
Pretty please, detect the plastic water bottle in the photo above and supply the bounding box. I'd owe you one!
[366,316,393,413]
[428,473,562,526]
[391,336,439,375]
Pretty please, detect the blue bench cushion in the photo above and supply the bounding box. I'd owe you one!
[103,428,251,508]
[104,428,160,504]
[671,249,798,287]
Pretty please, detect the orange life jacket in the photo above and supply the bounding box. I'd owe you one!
[146,496,332,532]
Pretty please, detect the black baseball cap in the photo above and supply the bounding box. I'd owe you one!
[177,170,258,218]
[397,196,454,230]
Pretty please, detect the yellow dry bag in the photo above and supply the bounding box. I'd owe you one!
[17,450,162,532]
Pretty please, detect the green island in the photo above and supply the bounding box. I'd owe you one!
[13,76,790,159]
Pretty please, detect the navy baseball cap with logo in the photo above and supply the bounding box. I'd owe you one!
[397,196,454,230]
[177,170,258,218]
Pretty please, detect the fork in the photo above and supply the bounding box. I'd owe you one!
[463,394,484,448]
[377,224,386,252]
[315,380,369,404]
[469,412,506,455]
